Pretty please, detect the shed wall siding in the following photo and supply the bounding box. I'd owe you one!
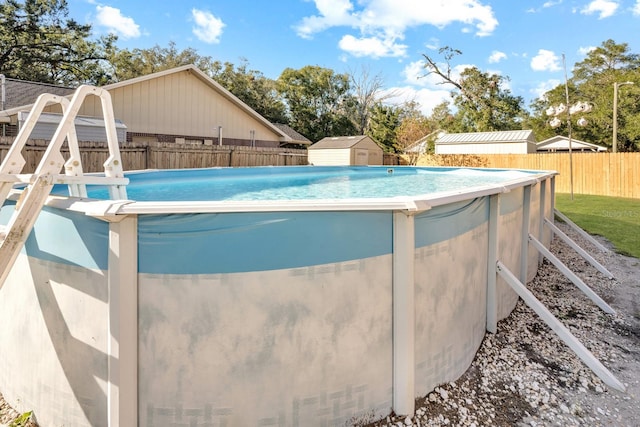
[354,139,383,165]
[308,149,352,165]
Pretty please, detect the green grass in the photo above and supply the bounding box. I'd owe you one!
[555,193,640,258]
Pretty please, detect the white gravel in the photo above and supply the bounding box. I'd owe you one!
[366,221,640,427]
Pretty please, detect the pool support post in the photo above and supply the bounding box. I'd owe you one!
[520,185,532,285]
[108,215,139,427]
[392,211,415,416]
[486,194,500,334]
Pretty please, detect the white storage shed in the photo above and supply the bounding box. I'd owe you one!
[435,130,537,154]
[308,135,383,165]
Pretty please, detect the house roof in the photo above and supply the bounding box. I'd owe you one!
[272,123,312,145]
[537,136,607,152]
[1,65,292,142]
[436,130,535,144]
[406,130,446,153]
[1,78,74,110]
[309,135,370,149]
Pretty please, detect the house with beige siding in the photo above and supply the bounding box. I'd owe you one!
[0,65,297,148]
[308,135,383,165]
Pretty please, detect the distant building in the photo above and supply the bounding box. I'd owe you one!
[272,123,312,148]
[308,135,383,165]
[435,130,537,154]
[0,65,295,147]
[536,136,607,152]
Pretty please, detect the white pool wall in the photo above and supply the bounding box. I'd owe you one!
[0,168,555,427]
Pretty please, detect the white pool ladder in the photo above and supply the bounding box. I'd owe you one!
[0,85,129,290]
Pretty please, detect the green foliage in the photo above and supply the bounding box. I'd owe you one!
[451,67,526,132]
[420,48,526,132]
[0,0,115,85]
[9,411,33,427]
[106,42,220,82]
[209,60,288,124]
[532,40,640,151]
[367,103,400,152]
[277,65,357,142]
[555,193,640,258]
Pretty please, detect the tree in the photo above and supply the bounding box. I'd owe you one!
[106,42,221,82]
[277,66,357,142]
[421,47,526,132]
[428,101,460,132]
[368,103,401,152]
[531,40,640,151]
[347,65,394,134]
[210,60,287,124]
[0,0,115,85]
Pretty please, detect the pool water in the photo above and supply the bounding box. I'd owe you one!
[67,166,538,202]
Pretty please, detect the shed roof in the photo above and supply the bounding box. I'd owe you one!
[309,135,370,149]
[436,130,535,144]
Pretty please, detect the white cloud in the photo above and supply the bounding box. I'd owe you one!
[633,0,640,15]
[580,0,619,18]
[531,79,562,100]
[382,86,452,116]
[578,46,596,56]
[543,0,563,8]
[401,60,473,88]
[192,9,225,43]
[488,51,507,63]
[531,49,561,72]
[338,34,407,58]
[95,5,140,39]
[295,0,498,59]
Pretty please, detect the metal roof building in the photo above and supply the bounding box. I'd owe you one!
[435,130,537,154]
[536,136,607,152]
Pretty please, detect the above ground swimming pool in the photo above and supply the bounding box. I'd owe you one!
[0,165,556,426]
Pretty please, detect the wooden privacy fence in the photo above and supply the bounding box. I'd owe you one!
[0,138,309,172]
[1,137,636,198]
[417,152,640,199]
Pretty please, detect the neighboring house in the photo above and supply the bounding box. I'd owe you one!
[406,130,446,154]
[435,130,537,154]
[536,136,607,152]
[0,65,294,148]
[272,123,312,148]
[308,135,383,165]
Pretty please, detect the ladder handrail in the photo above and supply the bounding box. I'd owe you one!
[0,85,129,291]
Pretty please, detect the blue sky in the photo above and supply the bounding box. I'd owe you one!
[71,0,640,114]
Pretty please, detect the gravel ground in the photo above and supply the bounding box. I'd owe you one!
[366,221,640,427]
[1,221,638,427]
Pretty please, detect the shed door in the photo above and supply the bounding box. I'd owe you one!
[354,148,369,165]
